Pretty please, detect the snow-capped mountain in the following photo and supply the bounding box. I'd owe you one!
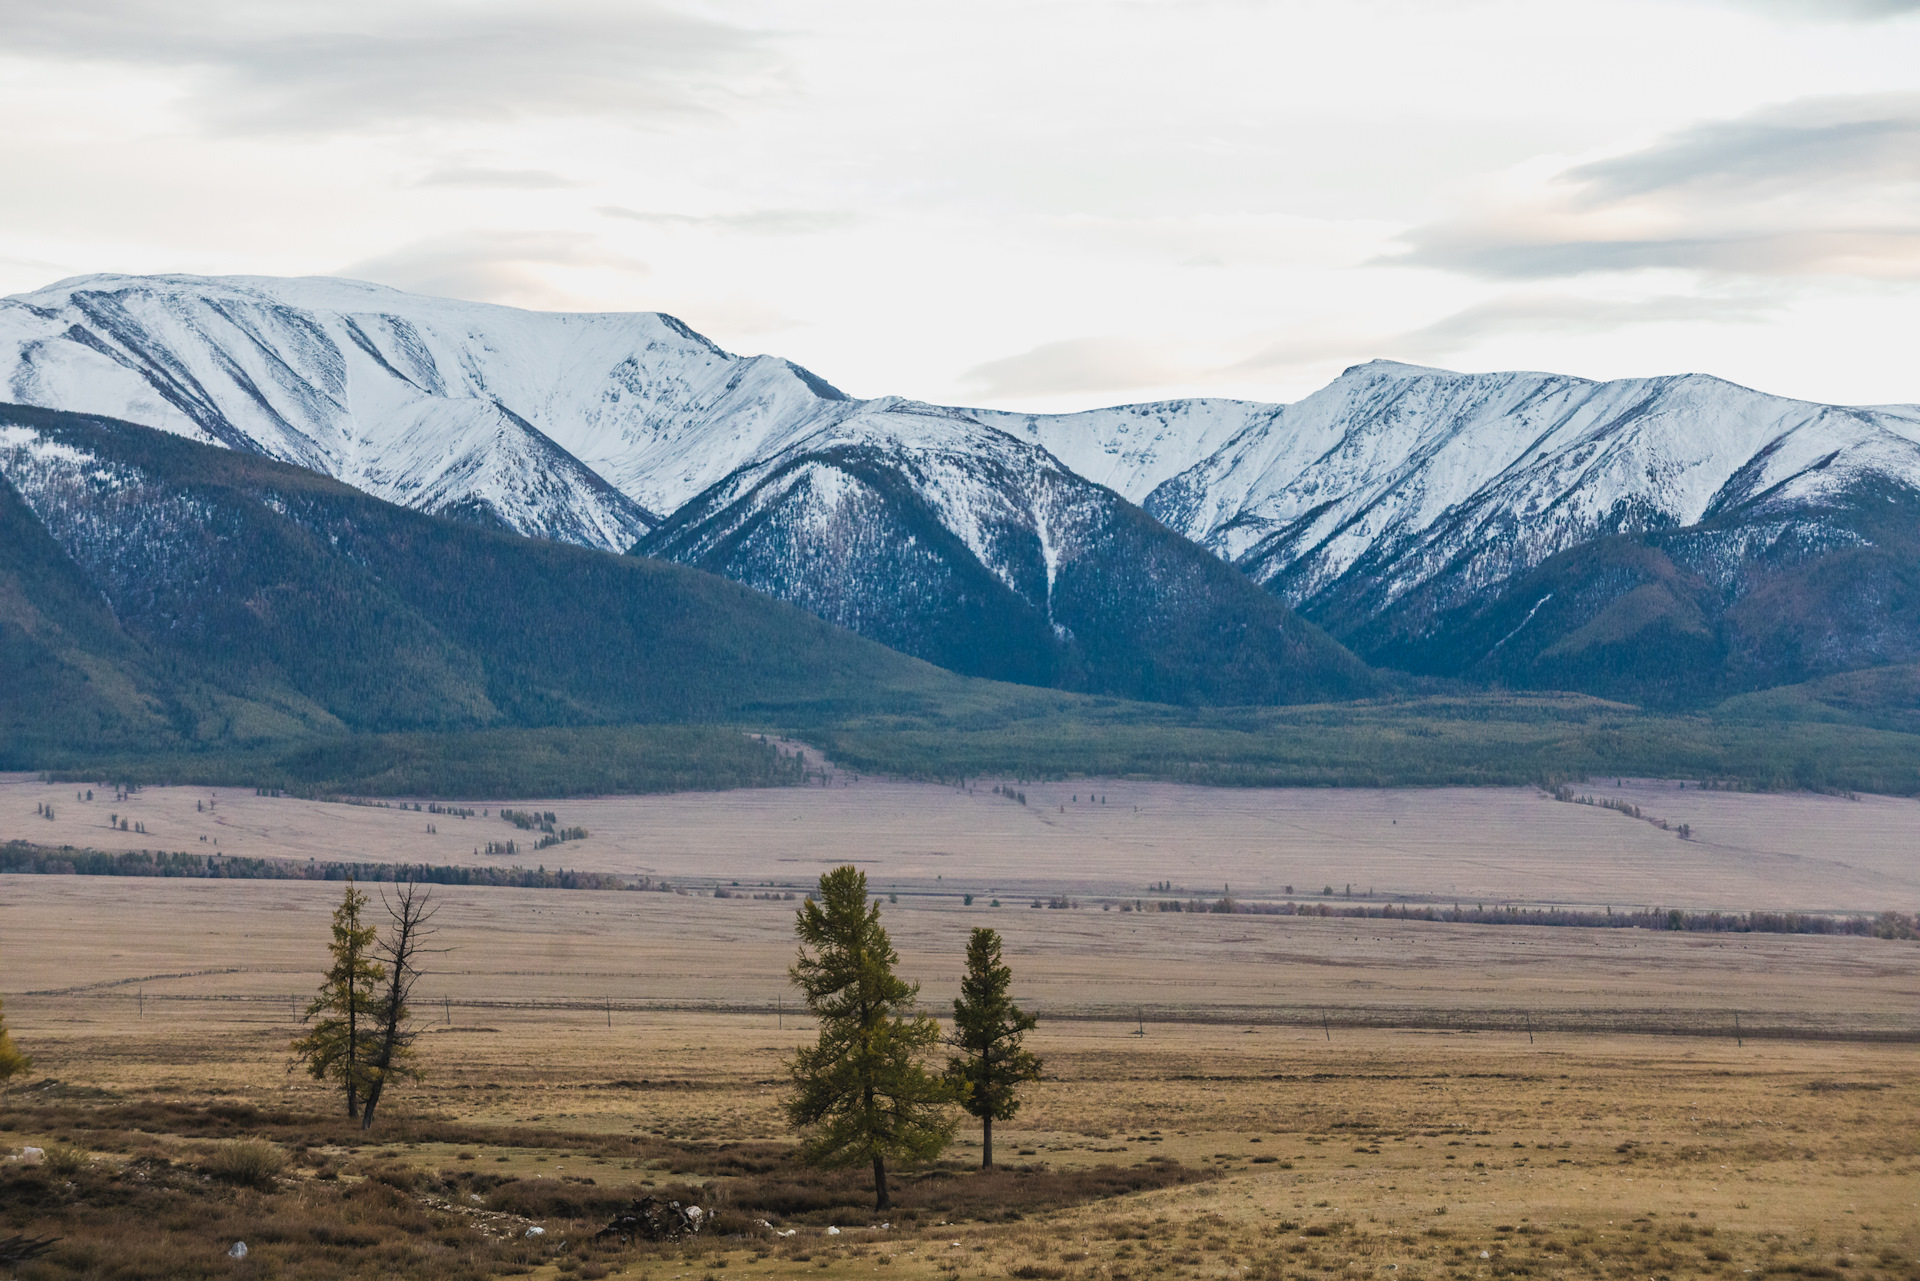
[8,272,1920,706]
[1106,361,1920,697]
[638,397,1372,702]
[0,274,1371,705]
[1136,360,1920,614]
[0,400,966,760]
[0,273,861,549]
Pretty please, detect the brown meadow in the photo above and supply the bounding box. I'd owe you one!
[3,772,1918,1279]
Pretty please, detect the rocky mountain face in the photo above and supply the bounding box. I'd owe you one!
[7,274,1918,708]
[637,398,1372,703]
[965,362,1920,702]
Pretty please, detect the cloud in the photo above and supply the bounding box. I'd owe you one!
[1391,94,1920,281]
[1223,294,1775,377]
[1564,95,1920,202]
[1720,0,1920,19]
[599,206,857,235]
[416,167,579,190]
[0,0,779,134]
[1385,293,1776,358]
[958,336,1191,399]
[339,230,648,309]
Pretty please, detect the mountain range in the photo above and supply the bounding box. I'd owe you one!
[5,272,1919,715]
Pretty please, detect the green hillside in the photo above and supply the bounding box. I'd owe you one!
[0,403,971,768]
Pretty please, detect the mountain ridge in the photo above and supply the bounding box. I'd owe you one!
[7,272,1920,709]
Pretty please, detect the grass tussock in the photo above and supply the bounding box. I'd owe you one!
[198,1138,287,1189]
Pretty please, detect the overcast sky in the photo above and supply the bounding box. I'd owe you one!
[2,0,1917,409]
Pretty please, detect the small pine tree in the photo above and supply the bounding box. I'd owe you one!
[0,995,32,1091]
[786,866,953,1210]
[946,928,1042,1169]
[290,882,384,1118]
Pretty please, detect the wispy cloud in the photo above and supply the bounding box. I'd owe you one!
[416,167,579,190]
[1220,294,1775,380]
[958,336,1191,399]
[0,0,780,134]
[1385,293,1776,358]
[1390,94,1920,281]
[599,206,857,235]
[339,230,648,309]
[1721,0,1920,19]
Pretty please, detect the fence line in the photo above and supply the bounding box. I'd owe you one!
[22,989,1920,1043]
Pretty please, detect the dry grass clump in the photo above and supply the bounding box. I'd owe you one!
[198,1138,287,1189]
[36,1141,90,1179]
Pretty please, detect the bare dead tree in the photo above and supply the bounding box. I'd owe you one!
[358,882,443,1131]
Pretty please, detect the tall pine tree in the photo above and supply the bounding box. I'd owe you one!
[289,881,383,1118]
[946,927,1042,1169]
[786,866,954,1210]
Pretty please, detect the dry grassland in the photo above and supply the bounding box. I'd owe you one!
[4,878,1918,1036]
[6,771,1920,912]
[4,773,1919,1280]
[3,1003,1917,1281]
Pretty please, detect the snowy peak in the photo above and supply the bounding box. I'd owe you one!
[0,273,856,548]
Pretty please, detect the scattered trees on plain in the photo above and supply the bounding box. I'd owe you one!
[785,865,954,1210]
[946,927,1042,1169]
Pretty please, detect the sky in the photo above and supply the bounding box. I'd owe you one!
[1,0,1917,411]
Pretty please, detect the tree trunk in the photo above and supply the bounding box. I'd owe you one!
[981,1115,993,1170]
[346,973,359,1120]
[872,1154,890,1211]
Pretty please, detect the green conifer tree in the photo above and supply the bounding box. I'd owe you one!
[786,866,954,1210]
[290,881,384,1118]
[946,927,1042,1168]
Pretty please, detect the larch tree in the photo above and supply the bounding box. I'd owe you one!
[786,865,954,1210]
[359,882,439,1130]
[946,927,1042,1169]
[289,881,384,1118]
[0,995,31,1093]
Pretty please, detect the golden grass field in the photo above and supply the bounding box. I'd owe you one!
[3,771,1918,1280]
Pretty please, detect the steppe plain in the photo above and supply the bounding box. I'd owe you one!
[2,768,1918,1280]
